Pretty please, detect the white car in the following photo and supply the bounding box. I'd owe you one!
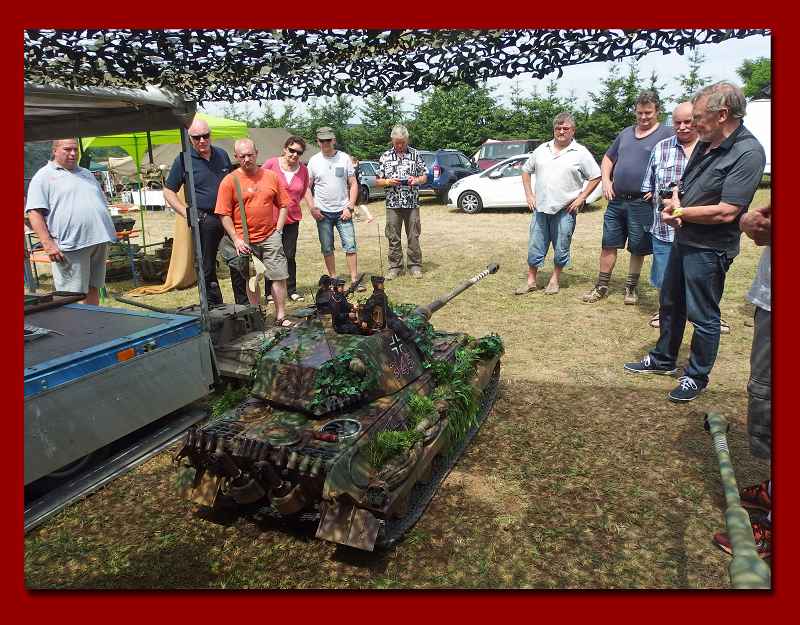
[447,153,603,214]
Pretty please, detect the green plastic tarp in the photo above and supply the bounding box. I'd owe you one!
[82,112,248,169]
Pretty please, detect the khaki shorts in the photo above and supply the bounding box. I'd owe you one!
[220,230,288,281]
[50,243,109,293]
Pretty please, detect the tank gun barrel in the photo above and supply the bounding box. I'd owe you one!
[413,263,499,320]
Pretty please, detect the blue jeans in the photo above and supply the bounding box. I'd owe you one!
[527,209,576,268]
[649,243,733,388]
[649,236,673,289]
[316,211,357,255]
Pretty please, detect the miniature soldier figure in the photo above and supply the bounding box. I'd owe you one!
[360,275,389,332]
[315,274,334,314]
[330,277,360,334]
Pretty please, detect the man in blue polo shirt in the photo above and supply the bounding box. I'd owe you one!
[624,82,766,402]
[163,118,232,306]
[25,138,118,305]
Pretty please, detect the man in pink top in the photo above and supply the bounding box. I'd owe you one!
[261,135,310,302]
[216,139,293,326]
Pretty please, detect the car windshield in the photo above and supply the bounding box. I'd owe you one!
[480,141,529,160]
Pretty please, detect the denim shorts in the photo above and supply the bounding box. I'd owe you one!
[317,211,357,255]
[649,236,673,289]
[527,209,576,268]
[602,198,653,256]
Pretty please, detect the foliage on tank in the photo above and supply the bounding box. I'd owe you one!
[365,393,438,469]
[309,349,380,412]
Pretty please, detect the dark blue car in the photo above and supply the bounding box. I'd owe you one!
[417,149,480,202]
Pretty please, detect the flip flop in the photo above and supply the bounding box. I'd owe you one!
[544,284,560,295]
[514,285,537,295]
[720,318,731,334]
[274,318,295,328]
[649,312,660,328]
[289,293,305,302]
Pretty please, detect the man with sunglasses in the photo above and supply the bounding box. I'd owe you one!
[305,127,364,291]
[624,82,766,402]
[164,118,232,306]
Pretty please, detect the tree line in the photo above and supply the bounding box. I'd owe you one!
[221,55,770,165]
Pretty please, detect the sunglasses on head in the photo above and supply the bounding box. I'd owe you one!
[190,132,210,141]
[287,147,304,156]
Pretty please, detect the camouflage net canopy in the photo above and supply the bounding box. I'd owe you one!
[24,29,769,102]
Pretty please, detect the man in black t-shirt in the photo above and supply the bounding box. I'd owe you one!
[624,82,766,402]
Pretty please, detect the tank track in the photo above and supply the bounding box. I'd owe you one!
[375,361,501,549]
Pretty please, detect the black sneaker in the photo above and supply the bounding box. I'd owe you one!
[668,376,705,402]
[623,355,678,375]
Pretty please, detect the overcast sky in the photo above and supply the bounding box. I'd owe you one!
[201,33,771,121]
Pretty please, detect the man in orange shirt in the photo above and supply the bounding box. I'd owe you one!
[216,138,293,326]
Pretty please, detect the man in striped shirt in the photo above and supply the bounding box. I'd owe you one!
[640,102,698,328]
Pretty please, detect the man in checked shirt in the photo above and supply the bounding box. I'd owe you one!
[640,101,704,329]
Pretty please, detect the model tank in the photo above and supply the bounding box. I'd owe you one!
[174,264,503,551]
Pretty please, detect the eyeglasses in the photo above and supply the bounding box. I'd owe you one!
[190,133,210,141]
[287,147,304,156]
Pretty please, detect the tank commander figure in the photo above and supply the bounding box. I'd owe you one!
[359,275,389,332]
[315,274,334,314]
[330,277,360,334]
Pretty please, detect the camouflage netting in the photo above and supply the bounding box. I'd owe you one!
[24,29,768,102]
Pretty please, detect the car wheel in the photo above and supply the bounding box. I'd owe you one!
[359,185,370,204]
[458,190,483,214]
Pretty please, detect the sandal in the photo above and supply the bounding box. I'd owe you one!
[289,293,305,302]
[720,318,731,334]
[649,312,660,328]
[274,318,295,328]
[514,284,537,295]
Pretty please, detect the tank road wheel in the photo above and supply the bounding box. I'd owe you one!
[458,190,483,214]
[359,185,370,204]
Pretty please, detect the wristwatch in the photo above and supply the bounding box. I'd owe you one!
[672,207,684,218]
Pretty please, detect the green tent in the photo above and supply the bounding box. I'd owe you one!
[82,112,248,248]
[82,112,248,169]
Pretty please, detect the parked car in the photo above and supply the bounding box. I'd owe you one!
[475,139,541,170]
[418,149,480,202]
[356,160,386,203]
[446,154,603,214]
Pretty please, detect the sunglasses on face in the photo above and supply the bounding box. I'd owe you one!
[287,147,304,155]
[190,133,210,141]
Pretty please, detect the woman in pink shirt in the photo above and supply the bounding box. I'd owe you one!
[261,136,310,301]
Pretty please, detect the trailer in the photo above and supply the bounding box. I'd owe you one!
[24,84,216,531]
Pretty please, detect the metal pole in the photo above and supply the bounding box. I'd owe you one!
[179,127,210,333]
[704,412,771,589]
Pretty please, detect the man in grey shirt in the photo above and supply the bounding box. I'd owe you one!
[624,82,766,403]
[583,91,673,305]
[25,138,117,305]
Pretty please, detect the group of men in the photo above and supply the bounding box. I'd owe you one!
[513,81,770,556]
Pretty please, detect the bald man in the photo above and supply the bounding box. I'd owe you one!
[164,118,233,306]
[25,138,117,304]
[639,101,699,328]
[215,139,293,325]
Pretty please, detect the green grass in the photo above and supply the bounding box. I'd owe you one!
[25,190,770,588]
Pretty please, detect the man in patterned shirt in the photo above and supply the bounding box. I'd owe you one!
[375,124,428,280]
[640,101,699,328]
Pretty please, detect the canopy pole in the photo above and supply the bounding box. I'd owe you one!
[180,127,210,334]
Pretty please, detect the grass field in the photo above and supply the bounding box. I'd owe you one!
[25,188,771,589]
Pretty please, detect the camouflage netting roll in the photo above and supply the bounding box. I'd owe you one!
[25,29,768,102]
